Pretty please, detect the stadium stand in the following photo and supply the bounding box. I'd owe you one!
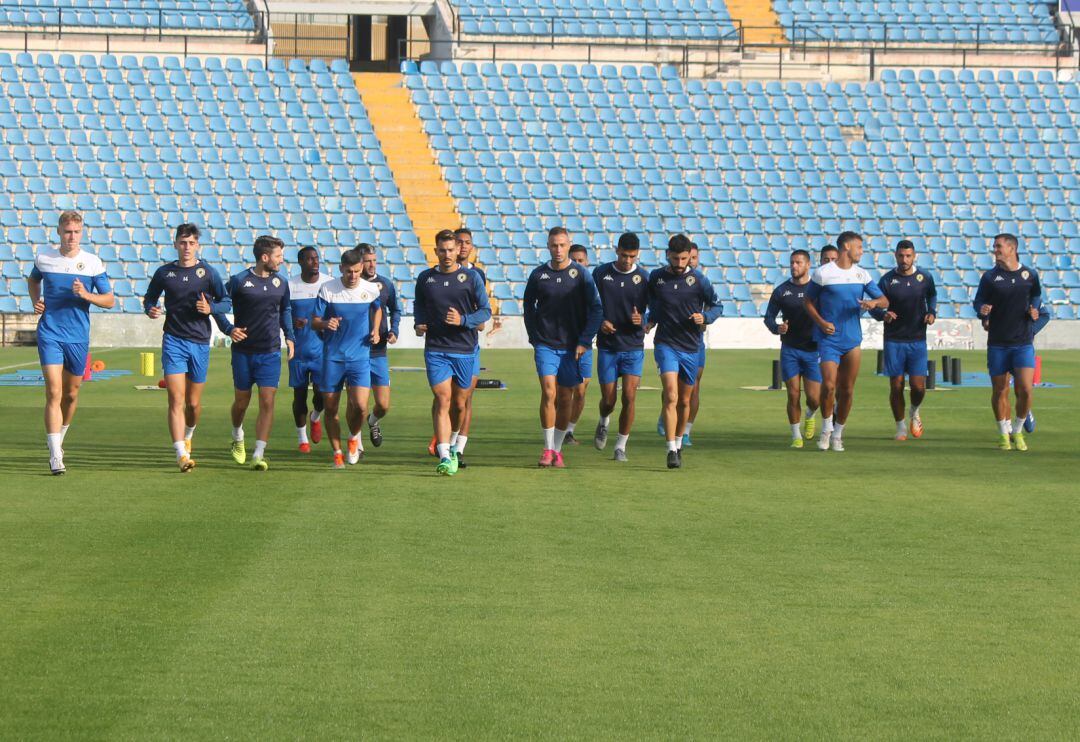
[404,61,1080,318]
[771,0,1060,45]
[0,0,256,32]
[0,52,415,315]
[454,0,737,41]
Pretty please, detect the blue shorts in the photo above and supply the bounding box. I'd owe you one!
[320,357,371,393]
[533,345,583,388]
[578,348,593,381]
[288,356,323,389]
[817,336,860,365]
[884,340,928,378]
[472,347,481,379]
[780,345,822,383]
[370,354,390,387]
[232,350,281,391]
[37,337,88,376]
[987,344,1036,377]
[654,343,699,386]
[425,350,475,388]
[697,344,707,371]
[162,333,210,383]
[597,349,644,385]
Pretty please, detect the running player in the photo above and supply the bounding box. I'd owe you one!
[592,232,649,461]
[287,246,332,453]
[565,243,593,445]
[143,223,230,471]
[359,244,400,448]
[870,240,937,441]
[28,211,115,475]
[648,234,722,469]
[973,233,1045,451]
[216,235,295,471]
[803,231,888,452]
[523,227,603,467]
[763,249,820,448]
[448,226,486,466]
[312,248,382,468]
[415,230,491,475]
[820,244,838,265]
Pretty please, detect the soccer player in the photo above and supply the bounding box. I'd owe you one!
[870,240,937,441]
[143,223,230,471]
[820,244,838,265]
[523,226,603,467]
[973,233,1045,451]
[216,235,295,471]
[415,230,491,475]
[27,211,115,475]
[565,243,593,445]
[287,246,332,453]
[312,248,382,468]
[448,226,486,466]
[804,231,888,452]
[359,244,400,448]
[648,234,722,469]
[592,232,649,461]
[763,249,821,448]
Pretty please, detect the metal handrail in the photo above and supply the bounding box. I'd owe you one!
[0,2,257,38]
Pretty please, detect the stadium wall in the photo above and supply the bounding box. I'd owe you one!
[84,316,1080,351]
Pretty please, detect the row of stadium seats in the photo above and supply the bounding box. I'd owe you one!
[0,0,254,31]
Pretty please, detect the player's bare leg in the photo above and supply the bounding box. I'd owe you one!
[166,373,196,470]
[785,374,804,447]
[229,389,251,464]
[566,378,588,444]
[43,365,80,474]
[292,386,312,452]
[684,366,703,444]
[889,376,908,440]
[830,348,861,451]
[1010,367,1034,450]
[249,386,276,469]
[817,361,838,449]
[990,373,1014,449]
[431,379,457,474]
[344,385,369,463]
[323,391,345,467]
[550,384,574,467]
[908,375,926,438]
[537,375,558,466]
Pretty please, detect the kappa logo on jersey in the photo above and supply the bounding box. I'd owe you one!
[603,275,615,281]
[426,276,436,283]
[244,281,255,288]
[457,272,467,283]
[891,278,900,285]
[167,272,176,278]
[657,278,665,285]
[783,290,793,297]
[994,275,1005,282]
[540,273,550,280]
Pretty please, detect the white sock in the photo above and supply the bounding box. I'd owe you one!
[449,430,459,447]
[437,443,451,459]
[600,414,611,427]
[676,436,684,450]
[349,432,363,451]
[253,440,267,458]
[998,419,1012,435]
[684,422,694,435]
[666,439,679,452]
[173,440,187,459]
[309,409,321,423]
[553,428,568,452]
[822,416,834,434]
[543,426,555,450]
[615,433,629,450]
[791,423,801,439]
[566,421,576,434]
[896,419,907,434]
[232,426,244,442]
[47,432,63,458]
[297,426,308,444]
[833,422,845,439]
[453,435,468,454]
[60,424,70,442]
[910,404,920,419]
[184,425,196,440]
[1011,417,1023,435]
[804,406,815,420]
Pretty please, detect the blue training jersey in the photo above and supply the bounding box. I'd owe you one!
[314,277,382,363]
[143,260,230,344]
[870,267,938,342]
[366,273,402,359]
[973,264,1042,347]
[593,261,650,352]
[414,265,491,354]
[806,261,882,347]
[216,268,295,355]
[647,267,723,352]
[763,278,816,351]
[288,274,333,363]
[30,247,111,345]
[523,261,603,350]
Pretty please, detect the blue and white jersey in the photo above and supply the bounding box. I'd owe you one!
[806,261,883,347]
[314,277,382,363]
[30,247,111,345]
[289,273,333,363]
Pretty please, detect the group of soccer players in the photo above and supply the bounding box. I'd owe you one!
[765,231,1048,452]
[29,210,1049,475]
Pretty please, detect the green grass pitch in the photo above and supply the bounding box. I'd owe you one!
[1,346,1078,738]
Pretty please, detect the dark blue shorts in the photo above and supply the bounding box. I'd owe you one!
[425,350,474,388]
[884,340,928,378]
[231,350,281,391]
[654,343,699,386]
[780,345,822,383]
[37,337,88,376]
[578,348,593,381]
[987,344,1036,377]
[697,343,707,371]
[597,349,644,385]
[162,333,210,383]
[288,356,323,389]
[370,354,391,387]
[534,345,583,388]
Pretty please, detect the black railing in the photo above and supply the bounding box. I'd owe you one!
[0,2,260,39]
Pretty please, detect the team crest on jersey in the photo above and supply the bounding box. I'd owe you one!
[196,268,206,278]
[76,262,84,272]
[686,275,696,286]
[272,277,281,287]
[916,274,924,282]
[457,272,468,283]
[1021,270,1030,280]
[632,274,642,284]
[569,268,578,279]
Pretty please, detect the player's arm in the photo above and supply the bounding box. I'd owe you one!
[387,282,401,340]
[27,265,45,314]
[369,300,382,344]
[698,273,723,324]
[522,271,538,344]
[214,274,238,335]
[578,273,604,347]
[76,269,115,309]
[412,274,428,334]
[802,275,833,334]
[924,272,937,324]
[311,289,333,332]
[973,272,993,317]
[459,273,493,328]
[858,277,887,311]
[142,267,165,317]
[868,276,889,321]
[278,285,295,342]
[762,287,783,334]
[208,266,232,315]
